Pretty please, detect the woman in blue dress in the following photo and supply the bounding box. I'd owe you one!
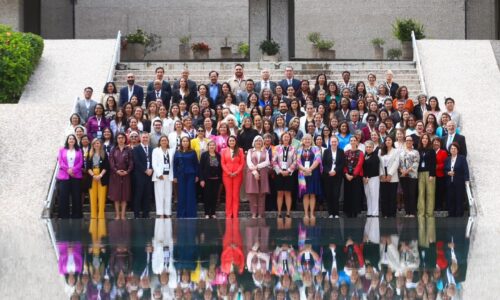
[174,136,199,218]
[296,134,322,220]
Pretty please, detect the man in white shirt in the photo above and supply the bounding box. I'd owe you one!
[74,87,97,124]
[254,68,277,94]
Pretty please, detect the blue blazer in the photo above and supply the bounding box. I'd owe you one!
[119,85,144,107]
[444,155,469,184]
[279,78,301,93]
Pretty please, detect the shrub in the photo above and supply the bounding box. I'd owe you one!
[238,42,249,58]
[392,18,425,42]
[179,35,191,45]
[371,38,385,47]
[259,39,280,55]
[191,42,211,51]
[125,29,162,56]
[0,24,44,103]
[387,48,403,60]
[316,39,334,50]
[307,32,321,45]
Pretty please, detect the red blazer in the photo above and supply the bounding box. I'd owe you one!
[435,148,448,178]
[221,147,245,177]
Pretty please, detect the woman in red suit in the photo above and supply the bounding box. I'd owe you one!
[221,136,245,218]
[433,137,448,211]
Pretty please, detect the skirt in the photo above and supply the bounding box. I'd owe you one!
[275,174,295,192]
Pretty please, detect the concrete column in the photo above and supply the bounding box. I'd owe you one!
[466,0,498,39]
[249,0,290,61]
[41,0,73,38]
[0,0,24,31]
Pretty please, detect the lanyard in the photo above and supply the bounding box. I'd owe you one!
[283,146,289,162]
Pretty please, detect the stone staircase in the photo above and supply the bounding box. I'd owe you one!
[114,61,423,98]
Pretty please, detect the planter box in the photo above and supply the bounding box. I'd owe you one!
[126,43,145,60]
[220,47,232,59]
[402,41,413,60]
[311,45,319,59]
[318,49,336,60]
[374,46,384,60]
[179,44,190,60]
[193,49,209,60]
[261,53,279,62]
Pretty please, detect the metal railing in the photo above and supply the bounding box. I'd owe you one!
[107,31,122,83]
[411,31,427,95]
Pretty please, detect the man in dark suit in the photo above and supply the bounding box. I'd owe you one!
[278,66,301,92]
[272,101,293,126]
[145,79,170,109]
[146,66,172,98]
[390,101,405,124]
[348,110,366,134]
[442,120,467,157]
[384,70,399,98]
[119,73,144,107]
[208,70,223,108]
[254,68,277,94]
[322,136,345,218]
[172,69,197,96]
[133,133,154,218]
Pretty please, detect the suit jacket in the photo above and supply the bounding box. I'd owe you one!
[444,154,469,184]
[390,110,403,123]
[145,90,170,109]
[254,80,277,94]
[378,149,399,182]
[348,121,366,134]
[322,147,345,177]
[119,85,144,107]
[57,242,83,275]
[385,81,399,98]
[172,89,196,107]
[220,148,245,177]
[413,104,431,120]
[74,98,97,123]
[199,151,222,181]
[207,83,223,108]
[151,147,174,182]
[279,78,301,92]
[133,144,154,177]
[441,133,467,157]
[172,79,197,96]
[57,148,84,180]
[147,80,172,96]
[85,152,110,185]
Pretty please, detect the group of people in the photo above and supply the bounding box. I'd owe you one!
[57,64,470,220]
[56,216,469,299]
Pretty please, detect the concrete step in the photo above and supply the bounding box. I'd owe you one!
[113,74,420,81]
[115,69,419,76]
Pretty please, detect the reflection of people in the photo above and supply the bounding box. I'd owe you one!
[57,134,83,219]
[152,219,177,294]
[173,137,199,218]
[221,218,244,274]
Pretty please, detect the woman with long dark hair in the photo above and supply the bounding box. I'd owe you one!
[57,134,83,219]
[221,136,245,218]
[399,135,420,216]
[297,134,322,219]
[378,136,399,217]
[273,132,297,218]
[173,137,199,218]
[199,140,222,218]
[417,133,436,217]
[108,132,133,220]
[343,136,365,217]
[152,135,174,218]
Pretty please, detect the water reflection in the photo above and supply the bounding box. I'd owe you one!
[52,217,470,299]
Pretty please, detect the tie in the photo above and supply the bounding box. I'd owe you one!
[156,91,160,98]
[144,146,148,156]
[288,79,291,85]
[264,81,268,89]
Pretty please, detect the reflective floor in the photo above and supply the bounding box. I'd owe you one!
[50,217,471,299]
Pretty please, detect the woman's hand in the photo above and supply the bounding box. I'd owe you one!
[200,180,205,188]
[195,176,199,183]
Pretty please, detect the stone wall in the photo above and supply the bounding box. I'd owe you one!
[40,0,73,38]
[0,0,23,31]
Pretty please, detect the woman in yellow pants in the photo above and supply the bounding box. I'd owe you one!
[86,138,110,219]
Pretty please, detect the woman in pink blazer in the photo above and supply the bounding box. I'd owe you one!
[57,134,84,218]
[221,136,245,218]
[57,242,83,288]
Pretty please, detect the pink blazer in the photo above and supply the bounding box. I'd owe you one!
[57,148,83,180]
[57,242,83,275]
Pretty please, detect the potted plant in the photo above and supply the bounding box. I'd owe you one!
[179,35,191,60]
[124,29,150,60]
[259,39,280,62]
[371,38,385,60]
[307,32,321,58]
[220,36,232,59]
[237,42,249,59]
[191,42,211,60]
[392,18,425,60]
[387,48,402,60]
[316,39,335,60]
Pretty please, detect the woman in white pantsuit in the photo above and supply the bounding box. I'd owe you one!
[363,141,380,217]
[152,135,174,218]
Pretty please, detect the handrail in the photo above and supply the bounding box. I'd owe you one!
[106,31,122,83]
[411,31,427,95]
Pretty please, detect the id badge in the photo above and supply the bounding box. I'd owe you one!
[421,161,425,168]
[280,251,288,260]
[281,161,287,170]
[304,161,311,169]
[331,164,336,172]
[304,251,311,260]
[96,131,103,139]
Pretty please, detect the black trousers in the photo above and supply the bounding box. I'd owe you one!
[58,178,82,219]
[203,178,221,216]
[435,176,446,211]
[447,181,465,217]
[380,182,398,217]
[400,177,418,215]
[323,174,343,216]
[134,174,153,218]
[343,176,363,217]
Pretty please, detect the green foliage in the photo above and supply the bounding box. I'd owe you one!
[0,24,44,103]
[259,39,280,55]
[371,38,385,47]
[307,32,321,45]
[238,42,249,58]
[392,18,425,42]
[179,35,191,45]
[315,39,334,50]
[387,48,402,60]
[125,29,162,57]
